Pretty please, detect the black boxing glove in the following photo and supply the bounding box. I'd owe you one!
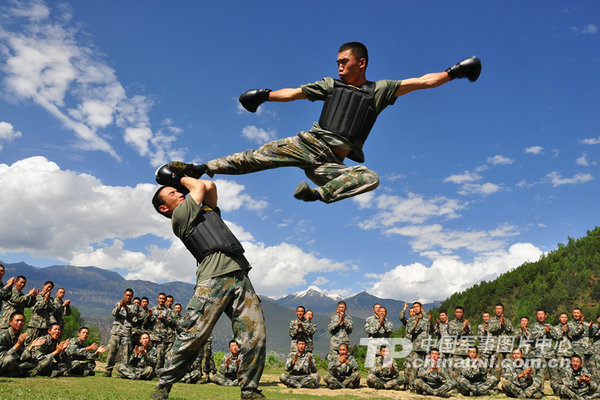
[155,164,182,187]
[167,161,207,178]
[239,89,271,113]
[446,57,481,82]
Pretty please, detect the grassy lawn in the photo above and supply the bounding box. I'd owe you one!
[0,365,561,400]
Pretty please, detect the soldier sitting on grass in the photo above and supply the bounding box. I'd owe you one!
[64,326,107,376]
[501,348,544,399]
[456,346,499,396]
[324,343,360,389]
[414,348,456,398]
[213,340,241,386]
[366,344,404,390]
[117,332,158,380]
[0,312,38,377]
[280,338,320,388]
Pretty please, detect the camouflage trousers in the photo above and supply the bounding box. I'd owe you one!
[0,354,36,377]
[414,377,457,396]
[279,372,321,388]
[116,362,155,380]
[324,371,360,389]
[105,334,131,372]
[67,359,96,376]
[31,357,69,377]
[200,339,217,375]
[456,375,499,396]
[24,327,46,347]
[403,351,425,389]
[157,271,266,396]
[181,368,202,384]
[206,131,379,203]
[151,340,167,370]
[366,373,404,390]
[556,384,600,400]
[502,379,543,398]
[213,372,239,386]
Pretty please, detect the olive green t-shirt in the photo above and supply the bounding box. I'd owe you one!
[301,77,403,162]
[172,196,250,282]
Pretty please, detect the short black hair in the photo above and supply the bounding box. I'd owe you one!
[439,309,448,315]
[229,340,239,346]
[152,185,170,218]
[338,42,369,67]
[455,306,464,311]
[141,297,149,302]
[296,305,305,312]
[338,301,347,307]
[16,275,26,282]
[10,312,24,322]
[124,288,134,294]
[44,280,54,287]
[79,326,89,333]
[158,292,167,298]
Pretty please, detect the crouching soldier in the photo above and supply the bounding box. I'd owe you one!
[456,346,499,396]
[0,312,38,377]
[213,340,241,386]
[501,348,544,399]
[324,343,360,389]
[64,326,107,376]
[117,333,157,380]
[280,339,320,388]
[414,348,456,398]
[556,355,600,400]
[366,344,404,390]
[26,323,70,377]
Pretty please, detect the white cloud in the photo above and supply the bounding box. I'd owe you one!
[582,24,598,34]
[0,1,182,164]
[487,155,514,165]
[312,276,329,286]
[359,192,466,229]
[546,171,593,187]
[241,125,276,143]
[524,146,543,155]
[443,170,481,184]
[368,243,542,302]
[580,136,600,145]
[576,153,597,167]
[458,182,501,196]
[444,168,500,196]
[0,121,22,150]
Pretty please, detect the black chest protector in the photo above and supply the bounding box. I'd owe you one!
[183,206,244,264]
[318,79,377,160]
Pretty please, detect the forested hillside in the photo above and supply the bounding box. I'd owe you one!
[437,227,600,325]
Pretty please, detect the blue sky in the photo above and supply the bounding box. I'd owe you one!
[0,0,598,302]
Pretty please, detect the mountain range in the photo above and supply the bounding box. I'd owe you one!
[0,261,439,356]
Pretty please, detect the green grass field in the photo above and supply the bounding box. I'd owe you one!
[0,365,562,400]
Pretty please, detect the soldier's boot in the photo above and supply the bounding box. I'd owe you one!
[293,182,321,202]
[149,383,171,400]
[383,380,398,390]
[103,370,112,377]
[240,389,265,400]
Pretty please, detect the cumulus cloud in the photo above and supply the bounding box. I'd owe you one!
[524,146,543,155]
[443,170,482,184]
[546,171,593,186]
[368,243,542,302]
[0,1,182,164]
[576,153,597,167]
[0,121,22,150]
[580,136,600,145]
[582,24,598,34]
[444,168,500,196]
[0,156,348,291]
[241,125,276,144]
[487,155,514,165]
[457,182,501,196]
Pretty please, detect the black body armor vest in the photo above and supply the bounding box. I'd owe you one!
[183,207,244,264]
[318,79,377,162]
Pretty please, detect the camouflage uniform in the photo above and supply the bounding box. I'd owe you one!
[589,322,600,379]
[488,315,514,379]
[517,326,535,359]
[0,328,36,376]
[568,318,593,362]
[51,297,71,333]
[556,364,600,399]
[456,357,499,396]
[180,351,203,384]
[289,317,308,352]
[105,301,138,374]
[501,359,544,399]
[150,304,175,370]
[554,321,576,393]
[477,321,495,372]
[414,358,457,397]
[434,320,453,360]
[328,314,353,354]
[25,293,56,346]
[64,336,97,376]
[279,351,320,388]
[405,314,434,388]
[198,334,217,380]
[303,319,317,353]
[530,320,558,381]
[448,318,473,376]
[0,287,36,330]
[26,333,69,377]
[117,344,158,380]
[364,314,394,338]
[164,309,177,356]
[214,352,240,386]
[0,281,12,315]
[131,307,150,347]
[366,355,404,390]
[324,354,360,389]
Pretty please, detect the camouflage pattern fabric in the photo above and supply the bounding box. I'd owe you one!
[0,288,36,329]
[26,334,69,377]
[105,302,138,373]
[157,271,266,397]
[280,351,320,388]
[406,314,434,353]
[456,357,499,396]
[289,318,308,352]
[414,359,456,396]
[328,314,353,354]
[64,337,97,376]
[205,131,379,203]
[25,294,56,346]
[567,319,593,359]
[213,352,240,386]
[556,365,600,399]
[117,345,157,380]
[50,297,71,331]
[501,360,544,398]
[324,354,360,388]
[364,315,394,338]
[0,328,35,377]
[0,281,12,313]
[150,305,174,369]
[366,356,404,390]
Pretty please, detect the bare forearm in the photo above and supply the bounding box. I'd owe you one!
[269,88,306,102]
[395,72,450,97]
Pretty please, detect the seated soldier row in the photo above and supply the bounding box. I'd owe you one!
[0,312,106,378]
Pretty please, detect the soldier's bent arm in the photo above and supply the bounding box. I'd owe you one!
[268,88,307,102]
